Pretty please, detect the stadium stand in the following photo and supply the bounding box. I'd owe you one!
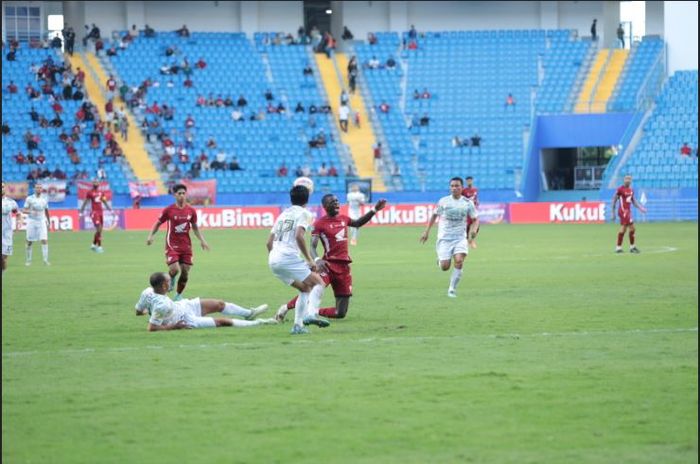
[608,37,665,112]
[2,47,135,194]
[614,70,698,188]
[105,31,348,193]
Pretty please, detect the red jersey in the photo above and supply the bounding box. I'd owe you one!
[462,187,479,208]
[312,214,352,263]
[615,186,634,213]
[158,204,198,252]
[86,189,105,214]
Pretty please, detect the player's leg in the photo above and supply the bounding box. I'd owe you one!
[94,220,104,252]
[436,239,453,271]
[628,223,639,253]
[176,263,191,299]
[448,252,467,297]
[212,317,277,327]
[25,238,32,265]
[319,264,352,318]
[167,261,180,292]
[277,271,331,322]
[2,254,7,273]
[40,238,49,265]
[299,272,330,327]
[200,298,269,320]
[616,223,627,253]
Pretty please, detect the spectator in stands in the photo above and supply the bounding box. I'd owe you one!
[106,75,117,98]
[347,56,358,93]
[229,157,242,171]
[97,165,107,180]
[6,48,16,61]
[368,32,378,45]
[420,113,430,126]
[72,86,84,101]
[27,169,40,185]
[379,101,390,113]
[266,102,278,114]
[7,80,18,94]
[407,40,418,50]
[15,151,26,164]
[183,77,194,88]
[318,163,329,177]
[421,88,431,99]
[62,83,73,100]
[2,121,9,136]
[470,133,482,154]
[367,56,380,69]
[340,90,349,106]
[120,114,129,140]
[277,102,286,114]
[328,164,338,177]
[231,108,244,121]
[196,95,206,106]
[301,165,312,177]
[408,25,417,40]
[196,57,207,69]
[224,96,234,107]
[386,56,396,69]
[680,142,692,156]
[185,114,195,129]
[144,24,156,38]
[50,114,63,128]
[27,153,36,165]
[505,93,516,110]
[277,164,288,177]
[303,62,313,76]
[52,167,66,179]
[206,137,217,149]
[373,142,383,169]
[65,27,76,55]
[294,102,305,113]
[25,130,38,150]
[346,164,357,177]
[213,150,227,170]
[308,103,318,114]
[342,26,354,41]
[320,102,332,113]
[106,46,117,57]
[237,95,248,107]
[590,19,598,41]
[36,152,46,165]
[338,104,350,133]
[176,24,190,38]
[264,89,274,101]
[29,106,40,123]
[95,38,105,56]
[617,23,625,48]
[178,146,190,164]
[452,135,467,152]
[295,165,304,177]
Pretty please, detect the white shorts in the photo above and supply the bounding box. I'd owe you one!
[2,243,13,256]
[269,253,311,286]
[178,298,216,329]
[436,238,469,261]
[26,220,48,242]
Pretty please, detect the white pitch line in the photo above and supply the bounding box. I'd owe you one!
[3,327,697,358]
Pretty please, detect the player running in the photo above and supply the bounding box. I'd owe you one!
[267,185,329,335]
[462,176,479,249]
[611,174,646,253]
[420,177,479,298]
[2,181,20,274]
[346,184,366,245]
[23,183,50,266]
[276,193,387,322]
[79,179,112,253]
[137,272,277,331]
[146,184,209,300]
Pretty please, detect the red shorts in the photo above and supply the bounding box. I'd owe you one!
[618,210,633,226]
[319,261,352,297]
[166,249,193,266]
[91,212,103,226]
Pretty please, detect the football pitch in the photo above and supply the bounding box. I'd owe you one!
[2,222,698,464]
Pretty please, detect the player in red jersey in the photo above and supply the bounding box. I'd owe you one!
[275,194,387,321]
[611,175,646,253]
[79,179,112,253]
[146,184,210,299]
[462,176,479,248]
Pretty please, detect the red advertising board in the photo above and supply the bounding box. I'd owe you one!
[509,202,606,224]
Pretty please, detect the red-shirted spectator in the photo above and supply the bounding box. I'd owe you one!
[379,101,390,113]
[184,78,193,88]
[505,93,516,110]
[196,57,207,69]
[277,164,288,177]
[106,75,116,92]
[76,67,86,83]
[421,88,431,99]
[215,96,224,107]
[15,152,26,164]
[52,101,63,113]
[407,40,418,50]
[185,115,195,129]
[199,152,208,162]
[328,164,338,177]
[196,95,206,106]
[7,81,18,94]
[147,101,161,115]
[680,142,692,156]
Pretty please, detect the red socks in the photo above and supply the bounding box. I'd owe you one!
[319,307,338,318]
[286,296,297,310]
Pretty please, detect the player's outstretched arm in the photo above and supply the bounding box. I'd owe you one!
[102,198,112,211]
[469,217,480,241]
[610,194,618,222]
[266,233,275,253]
[146,220,164,245]
[191,223,210,250]
[349,199,387,228]
[148,320,190,331]
[632,197,647,213]
[79,197,89,214]
[420,213,438,243]
[310,235,327,272]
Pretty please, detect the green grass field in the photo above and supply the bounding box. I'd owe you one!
[2,223,698,464]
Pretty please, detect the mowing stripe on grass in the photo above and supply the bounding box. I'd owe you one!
[4,327,697,358]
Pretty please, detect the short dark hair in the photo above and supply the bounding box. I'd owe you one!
[450,177,463,185]
[290,185,309,206]
[172,183,187,194]
[149,272,167,289]
[321,193,335,207]
[465,176,473,181]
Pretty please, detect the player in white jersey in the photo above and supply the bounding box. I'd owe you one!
[139,272,277,330]
[419,177,479,298]
[346,184,366,245]
[2,181,20,273]
[22,183,50,266]
[267,185,329,334]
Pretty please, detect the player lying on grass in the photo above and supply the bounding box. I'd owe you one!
[276,194,387,322]
[136,272,277,331]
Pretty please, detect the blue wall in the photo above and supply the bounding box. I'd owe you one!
[522,113,635,201]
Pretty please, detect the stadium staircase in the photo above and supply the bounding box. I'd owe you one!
[73,52,165,192]
[575,49,628,113]
[314,52,387,191]
[574,50,608,112]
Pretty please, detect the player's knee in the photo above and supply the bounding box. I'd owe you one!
[440,263,450,271]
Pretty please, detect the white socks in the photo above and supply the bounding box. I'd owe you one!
[449,268,463,291]
[307,284,324,318]
[26,245,32,263]
[42,244,48,262]
[294,292,309,326]
[231,319,261,328]
[222,302,251,318]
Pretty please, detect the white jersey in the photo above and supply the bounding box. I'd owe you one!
[270,205,314,256]
[24,194,49,223]
[347,191,366,217]
[435,195,477,240]
[2,197,19,245]
[135,287,156,314]
[148,293,186,326]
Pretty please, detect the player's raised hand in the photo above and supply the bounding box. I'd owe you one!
[374,199,387,211]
